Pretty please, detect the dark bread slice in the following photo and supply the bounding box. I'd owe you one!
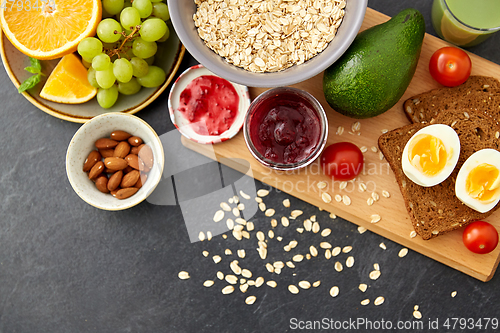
[403,76,500,124]
[379,109,500,240]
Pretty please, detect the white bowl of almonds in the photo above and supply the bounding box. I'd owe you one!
[66,113,164,211]
[168,0,367,87]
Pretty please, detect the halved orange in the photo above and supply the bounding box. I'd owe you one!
[0,0,102,60]
[40,53,97,104]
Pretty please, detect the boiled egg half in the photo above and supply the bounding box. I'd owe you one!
[455,149,500,213]
[402,124,460,187]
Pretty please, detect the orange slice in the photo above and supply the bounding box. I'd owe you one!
[0,0,102,60]
[40,53,97,104]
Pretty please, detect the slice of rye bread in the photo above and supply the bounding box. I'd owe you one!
[379,108,500,240]
[403,76,500,124]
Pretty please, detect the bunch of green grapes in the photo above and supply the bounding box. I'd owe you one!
[77,0,171,108]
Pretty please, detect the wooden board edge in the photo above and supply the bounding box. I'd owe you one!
[181,136,496,282]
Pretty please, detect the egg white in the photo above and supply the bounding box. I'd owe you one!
[402,124,460,187]
[455,149,500,213]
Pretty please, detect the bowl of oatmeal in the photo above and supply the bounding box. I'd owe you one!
[167,0,367,87]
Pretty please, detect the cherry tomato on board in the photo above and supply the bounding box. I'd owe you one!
[429,47,472,87]
[320,142,364,181]
[462,221,499,254]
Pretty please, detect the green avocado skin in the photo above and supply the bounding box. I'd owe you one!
[323,8,426,119]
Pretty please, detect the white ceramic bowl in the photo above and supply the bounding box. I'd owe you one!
[168,64,250,144]
[167,0,368,87]
[66,113,164,210]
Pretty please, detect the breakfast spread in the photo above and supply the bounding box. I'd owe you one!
[83,131,153,199]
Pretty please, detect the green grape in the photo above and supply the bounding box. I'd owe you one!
[92,53,111,71]
[96,67,116,89]
[130,57,149,77]
[87,68,100,88]
[144,55,155,65]
[137,66,166,88]
[97,19,123,43]
[139,18,167,42]
[97,86,119,109]
[118,77,142,95]
[152,2,169,21]
[120,7,141,30]
[157,27,170,42]
[113,58,134,83]
[132,37,157,59]
[103,0,124,15]
[77,37,103,60]
[82,58,92,69]
[132,0,152,18]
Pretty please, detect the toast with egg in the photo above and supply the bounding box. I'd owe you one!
[403,76,500,124]
[379,108,500,240]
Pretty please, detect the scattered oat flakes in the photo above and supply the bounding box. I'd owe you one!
[371,192,380,201]
[268,230,275,238]
[207,231,213,241]
[312,222,320,233]
[265,263,274,273]
[213,210,224,222]
[334,194,342,202]
[367,197,374,206]
[320,242,332,249]
[451,291,457,298]
[225,249,232,256]
[359,183,367,192]
[359,284,367,292]
[373,263,380,271]
[203,280,214,287]
[291,210,303,218]
[360,146,368,153]
[226,219,235,230]
[237,249,246,258]
[346,256,354,268]
[371,146,378,153]
[304,219,312,231]
[312,281,321,288]
[178,271,190,280]
[317,181,327,189]
[374,296,385,306]
[246,221,255,231]
[361,299,370,306]
[213,255,222,264]
[321,228,332,237]
[257,189,270,197]
[379,243,386,250]
[225,275,238,285]
[267,280,277,288]
[202,251,209,257]
[369,270,381,280]
[410,231,417,238]
[330,213,337,219]
[265,208,275,217]
[288,285,300,294]
[240,283,249,293]
[334,261,343,272]
[299,281,311,289]
[297,228,304,233]
[331,247,341,257]
[217,271,224,280]
[398,248,409,258]
[322,192,332,203]
[413,310,422,319]
[342,195,351,206]
[281,216,290,227]
[310,245,318,257]
[342,246,352,253]
[271,219,278,228]
[220,202,231,211]
[259,202,266,212]
[371,214,381,223]
[283,199,290,207]
[358,226,367,234]
[336,126,345,135]
[230,261,242,275]
[245,295,257,305]
[381,129,388,134]
[382,190,390,198]
[330,286,339,297]
[239,190,251,200]
[222,286,234,295]
[242,269,252,279]
[293,254,304,262]
[255,197,262,203]
[255,277,265,288]
[325,250,332,259]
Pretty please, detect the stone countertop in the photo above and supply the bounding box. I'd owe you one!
[1,0,499,332]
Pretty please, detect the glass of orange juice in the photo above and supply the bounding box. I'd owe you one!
[431,0,500,47]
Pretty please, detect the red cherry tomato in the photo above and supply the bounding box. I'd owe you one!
[320,142,363,181]
[462,221,499,254]
[429,47,471,87]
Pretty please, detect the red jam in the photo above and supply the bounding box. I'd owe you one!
[178,75,239,136]
[249,91,321,164]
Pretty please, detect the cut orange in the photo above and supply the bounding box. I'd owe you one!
[0,0,102,60]
[40,53,97,104]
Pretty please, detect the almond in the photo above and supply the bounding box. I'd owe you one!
[115,187,138,199]
[95,138,118,149]
[110,130,132,141]
[88,161,104,179]
[135,173,147,188]
[104,157,128,171]
[138,144,154,169]
[83,150,101,172]
[125,154,145,171]
[121,170,140,188]
[130,145,141,155]
[113,141,131,158]
[95,175,109,193]
[128,136,143,147]
[98,148,115,158]
[107,170,123,192]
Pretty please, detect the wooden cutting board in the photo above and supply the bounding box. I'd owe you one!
[181,7,500,282]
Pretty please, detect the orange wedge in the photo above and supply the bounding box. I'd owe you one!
[0,0,102,60]
[40,53,97,104]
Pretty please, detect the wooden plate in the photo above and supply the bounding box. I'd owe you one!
[0,21,185,123]
[182,8,500,282]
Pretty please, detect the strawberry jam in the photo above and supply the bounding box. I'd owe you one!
[178,75,239,136]
[248,90,322,164]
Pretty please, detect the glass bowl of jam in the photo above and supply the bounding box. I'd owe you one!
[244,87,328,170]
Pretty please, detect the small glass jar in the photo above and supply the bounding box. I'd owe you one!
[243,87,328,171]
[431,0,500,47]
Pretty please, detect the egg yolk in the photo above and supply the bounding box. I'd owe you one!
[466,163,500,203]
[408,134,447,176]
